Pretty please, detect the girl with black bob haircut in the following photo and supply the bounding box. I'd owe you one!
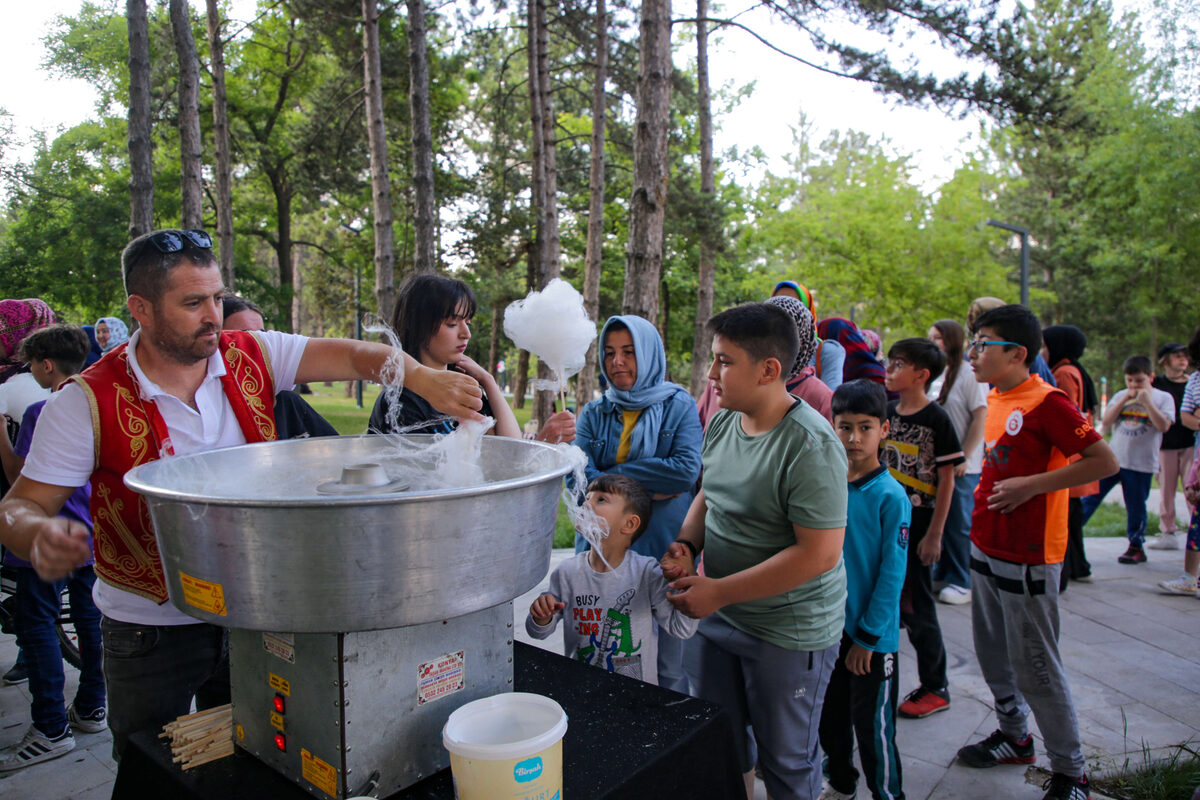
[368,273,520,437]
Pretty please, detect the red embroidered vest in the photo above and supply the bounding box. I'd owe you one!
[71,331,278,603]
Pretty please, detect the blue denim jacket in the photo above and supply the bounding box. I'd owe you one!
[573,390,703,560]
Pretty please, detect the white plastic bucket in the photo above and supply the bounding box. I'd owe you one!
[442,692,568,800]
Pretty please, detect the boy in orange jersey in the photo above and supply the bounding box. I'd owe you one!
[956,305,1117,800]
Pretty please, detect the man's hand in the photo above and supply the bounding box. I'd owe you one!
[419,367,484,421]
[660,541,695,582]
[916,531,942,566]
[29,518,91,582]
[666,575,724,619]
[986,475,1039,514]
[845,642,873,676]
[529,593,564,626]
[536,411,577,444]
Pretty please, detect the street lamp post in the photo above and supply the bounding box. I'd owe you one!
[986,219,1030,307]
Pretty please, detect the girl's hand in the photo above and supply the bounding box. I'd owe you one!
[453,355,491,384]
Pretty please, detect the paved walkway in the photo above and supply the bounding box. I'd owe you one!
[2,537,1196,799]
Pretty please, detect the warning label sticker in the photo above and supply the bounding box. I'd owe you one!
[417,651,465,705]
[301,748,339,798]
[263,632,295,664]
[178,572,227,616]
[269,672,291,696]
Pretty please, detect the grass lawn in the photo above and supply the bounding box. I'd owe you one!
[304,383,577,547]
[1084,500,1161,538]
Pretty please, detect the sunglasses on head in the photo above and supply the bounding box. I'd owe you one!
[145,229,213,253]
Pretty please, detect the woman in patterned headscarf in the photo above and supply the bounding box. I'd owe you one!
[765,295,833,422]
[0,299,55,385]
[94,317,130,354]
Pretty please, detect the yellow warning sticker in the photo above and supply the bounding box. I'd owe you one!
[235,724,245,741]
[270,711,285,732]
[178,572,227,616]
[268,673,291,696]
[301,748,338,798]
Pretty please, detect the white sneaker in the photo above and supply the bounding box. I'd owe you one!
[0,724,75,772]
[938,585,972,605]
[1147,532,1180,550]
[1158,574,1199,596]
[67,703,108,734]
[819,781,856,800]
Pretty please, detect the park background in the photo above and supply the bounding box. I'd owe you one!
[1,0,1198,413]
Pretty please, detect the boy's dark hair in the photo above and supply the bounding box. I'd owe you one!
[831,379,889,421]
[121,229,218,302]
[971,304,1041,367]
[18,324,91,376]
[1123,355,1153,376]
[222,294,264,321]
[587,474,652,541]
[391,273,477,359]
[706,303,799,377]
[887,337,945,388]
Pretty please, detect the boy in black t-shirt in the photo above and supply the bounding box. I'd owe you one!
[1149,342,1194,550]
[882,337,964,719]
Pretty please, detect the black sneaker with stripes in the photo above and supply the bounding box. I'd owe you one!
[956,729,1036,768]
[1042,771,1090,800]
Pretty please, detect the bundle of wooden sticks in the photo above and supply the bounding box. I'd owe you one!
[160,703,235,770]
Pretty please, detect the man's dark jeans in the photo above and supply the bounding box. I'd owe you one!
[101,617,229,761]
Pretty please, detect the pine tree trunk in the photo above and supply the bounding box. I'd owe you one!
[527,0,560,427]
[170,0,203,230]
[205,0,235,289]
[577,0,608,410]
[622,0,672,323]
[689,0,716,396]
[364,0,397,321]
[127,0,154,239]
[407,0,436,273]
[269,169,295,331]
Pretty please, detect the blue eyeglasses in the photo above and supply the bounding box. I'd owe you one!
[968,339,1020,352]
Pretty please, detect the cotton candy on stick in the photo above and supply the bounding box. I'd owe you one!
[503,278,597,410]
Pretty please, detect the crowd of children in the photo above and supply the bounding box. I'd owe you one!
[528,298,1200,800]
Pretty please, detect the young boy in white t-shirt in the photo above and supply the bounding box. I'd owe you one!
[1080,355,1175,563]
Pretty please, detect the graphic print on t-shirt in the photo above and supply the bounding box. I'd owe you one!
[884,418,938,506]
[573,588,643,679]
[1115,403,1154,439]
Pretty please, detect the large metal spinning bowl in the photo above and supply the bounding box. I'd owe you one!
[124,434,571,632]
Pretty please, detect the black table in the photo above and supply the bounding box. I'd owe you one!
[112,641,744,799]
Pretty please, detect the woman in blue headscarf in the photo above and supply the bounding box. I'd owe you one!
[94,317,129,354]
[574,314,703,692]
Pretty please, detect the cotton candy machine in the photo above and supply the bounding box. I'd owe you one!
[125,434,571,799]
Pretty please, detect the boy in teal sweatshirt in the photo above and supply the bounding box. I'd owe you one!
[819,379,910,800]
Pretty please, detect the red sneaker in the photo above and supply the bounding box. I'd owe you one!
[898,686,950,718]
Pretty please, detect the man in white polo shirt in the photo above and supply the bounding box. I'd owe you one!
[0,228,483,759]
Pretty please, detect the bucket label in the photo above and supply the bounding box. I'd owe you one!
[513,756,544,783]
[417,650,465,705]
[262,632,295,663]
[178,572,227,616]
[301,748,338,798]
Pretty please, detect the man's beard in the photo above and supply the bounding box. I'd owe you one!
[151,316,220,365]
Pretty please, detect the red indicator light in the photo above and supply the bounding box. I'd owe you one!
[274,733,287,752]
[273,694,286,714]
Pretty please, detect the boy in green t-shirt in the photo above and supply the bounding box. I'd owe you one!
[663,302,848,800]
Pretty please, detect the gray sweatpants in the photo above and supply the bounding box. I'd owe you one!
[970,544,1084,777]
[684,614,838,800]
